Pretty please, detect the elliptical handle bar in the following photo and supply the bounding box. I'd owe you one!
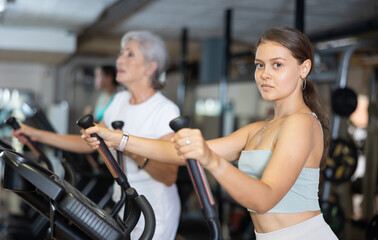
[5,117,53,170]
[111,121,125,173]
[169,116,222,240]
[111,120,133,224]
[77,114,156,239]
[126,188,156,240]
[76,114,130,191]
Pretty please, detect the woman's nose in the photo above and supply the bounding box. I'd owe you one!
[260,67,271,79]
[116,56,122,65]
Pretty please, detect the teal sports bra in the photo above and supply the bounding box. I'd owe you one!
[238,113,321,213]
[94,93,115,122]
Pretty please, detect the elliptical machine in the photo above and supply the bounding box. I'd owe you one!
[1,114,156,240]
[20,103,114,204]
[1,115,114,239]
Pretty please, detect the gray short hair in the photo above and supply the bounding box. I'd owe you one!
[121,31,168,89]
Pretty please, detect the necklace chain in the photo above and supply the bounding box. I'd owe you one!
[260,121,271,132]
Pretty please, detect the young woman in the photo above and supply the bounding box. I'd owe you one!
[13,31,181,240]
[81,26,338,239]
[83,65,118,123]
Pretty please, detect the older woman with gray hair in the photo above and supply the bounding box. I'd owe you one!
[13,31,181,239]
[103,31,181,239]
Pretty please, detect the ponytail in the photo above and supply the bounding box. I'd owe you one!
[303,80,330,169]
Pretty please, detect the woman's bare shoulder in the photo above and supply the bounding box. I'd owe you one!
[284,112,318,127]
[279,112,318,138]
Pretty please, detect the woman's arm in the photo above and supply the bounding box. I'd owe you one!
[127,132,179,186]
[13,124,94,154]
[82,122,255,165]
[206,123,259,161]
[82,124,184,164]
[173,114,316,213]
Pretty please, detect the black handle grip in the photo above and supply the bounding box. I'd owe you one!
[77,114,130,190]
[111,121,124,130]
[169,116,221,240]
[5,117,21,130]
[76,114,94,129]
[111,121,125,173]
[169,116,190,132]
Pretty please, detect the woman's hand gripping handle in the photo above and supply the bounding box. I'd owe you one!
[76,114,130,190]
[169,116,222,240]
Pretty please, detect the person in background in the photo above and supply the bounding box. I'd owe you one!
[13,31,181,240]
[81,26,338,240]
[84,65,118,123]
[83,65,118,173]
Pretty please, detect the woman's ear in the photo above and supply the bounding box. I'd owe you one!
[301,59,311,78]
[146,61,158,77]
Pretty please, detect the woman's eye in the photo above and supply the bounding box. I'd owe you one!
[273,62,281,68]
[127,52,134,57]
[255,63,263,69]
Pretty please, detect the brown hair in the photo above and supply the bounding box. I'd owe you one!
[257,26,330,168]
[100,65,118,86]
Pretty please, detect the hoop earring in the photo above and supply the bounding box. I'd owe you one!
[302,78,307,90]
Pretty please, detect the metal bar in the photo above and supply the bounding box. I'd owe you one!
[295,0,305,33]
[219,9,231,137]
[333,40,378,134]
[178,28,188,112]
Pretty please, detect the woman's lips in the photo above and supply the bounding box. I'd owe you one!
[261,83,273,90]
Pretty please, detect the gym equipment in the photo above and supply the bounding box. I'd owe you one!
[5,116,54,172]
[1,149,130,239]
[20,102,94,186]
[323,138,358,183]
[76,114,155,239]
[109,120,127,219]
[4,115,77,188]
[2,117,76,239]
[169,116,222,240]
[0,138,52,240]
[0,114,156,240]
[111,120,125,173]
[76,115,130,196]
[0,138,12,150]
[4,115,113,205]
[21,102,56,132]
[331,87,358,117]
[321,42,378,237]
[20,102,76,173]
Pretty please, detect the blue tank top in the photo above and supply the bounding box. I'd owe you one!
[238,113,321,213]
[94,93,115,122]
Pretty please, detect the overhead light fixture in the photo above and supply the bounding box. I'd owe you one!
[0,0,6,12]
